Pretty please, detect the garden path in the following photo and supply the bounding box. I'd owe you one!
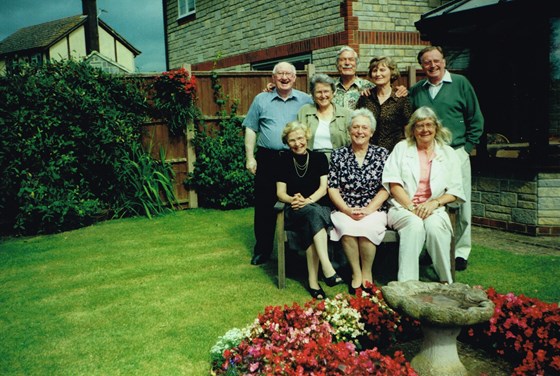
[472,226,559,256]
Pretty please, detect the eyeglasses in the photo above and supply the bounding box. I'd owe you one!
[414,123,436,130]
[275,72,294,78]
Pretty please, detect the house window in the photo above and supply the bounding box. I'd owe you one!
[251,54,312,71]
[30,53,42,66]
[178,0,195,18]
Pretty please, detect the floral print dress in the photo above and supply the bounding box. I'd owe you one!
[328,144,389,244]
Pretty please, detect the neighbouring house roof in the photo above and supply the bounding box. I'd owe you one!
[98,20,140,56]
[0,15,85,56]
[0,15,140,58]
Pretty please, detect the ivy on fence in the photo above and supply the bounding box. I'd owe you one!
[185,69,254,209]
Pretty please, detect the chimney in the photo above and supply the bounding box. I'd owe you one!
[82,0,100,53]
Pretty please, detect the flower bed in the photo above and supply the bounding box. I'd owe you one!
[460,288,560,375]
[210,284,559,375]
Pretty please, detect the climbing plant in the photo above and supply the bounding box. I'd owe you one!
[186,70,254,209]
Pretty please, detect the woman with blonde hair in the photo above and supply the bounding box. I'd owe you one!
[277,121,343,299]
[382,106,465,283]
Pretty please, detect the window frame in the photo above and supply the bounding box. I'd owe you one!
[178,0,196,18]
[177,0,196,19]
[251,54,312,71]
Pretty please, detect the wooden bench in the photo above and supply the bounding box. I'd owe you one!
[274,202,456,289]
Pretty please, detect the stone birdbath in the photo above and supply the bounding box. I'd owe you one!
[381,281,495,376]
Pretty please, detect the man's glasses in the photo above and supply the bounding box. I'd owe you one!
[275,72,294,78]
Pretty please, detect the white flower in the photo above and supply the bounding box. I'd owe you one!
[321,298,366,344]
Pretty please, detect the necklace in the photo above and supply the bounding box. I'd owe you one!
[293,153,310,178]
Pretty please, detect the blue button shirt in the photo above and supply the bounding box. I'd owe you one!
[243,89,313,150]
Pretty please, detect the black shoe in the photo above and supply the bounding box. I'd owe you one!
[323,272,343,287]
[455,257,468,271]
[348,284,361,295]
[361,282,374,294]
[308,285,326,300]
[251,254,269,265]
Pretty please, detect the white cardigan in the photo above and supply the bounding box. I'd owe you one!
[382,139,465,209]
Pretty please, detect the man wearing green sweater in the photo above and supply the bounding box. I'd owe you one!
[409,46,484,271]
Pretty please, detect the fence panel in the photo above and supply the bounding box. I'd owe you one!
[192,71,310,116]
[141,120,191,207]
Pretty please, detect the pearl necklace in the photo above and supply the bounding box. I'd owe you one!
[293,153,310,178]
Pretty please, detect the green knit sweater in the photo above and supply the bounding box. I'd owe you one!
[409,72,484,153]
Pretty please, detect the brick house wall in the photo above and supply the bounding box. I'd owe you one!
[164,0,439,72]
[472,173,560,236]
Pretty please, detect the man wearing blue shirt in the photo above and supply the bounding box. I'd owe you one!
[244,62,313,265]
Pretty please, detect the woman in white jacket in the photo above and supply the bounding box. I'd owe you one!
[382,106,465,283]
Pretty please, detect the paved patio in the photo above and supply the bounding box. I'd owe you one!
[472,226,559,256]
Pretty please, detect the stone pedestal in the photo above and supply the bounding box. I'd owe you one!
[411,325,467,376]
[381,281,495,376]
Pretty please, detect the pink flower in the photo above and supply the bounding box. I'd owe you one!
[249,362,259,372]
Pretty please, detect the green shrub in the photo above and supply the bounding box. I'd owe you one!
[0,60,177,235]
[186,71,254,209]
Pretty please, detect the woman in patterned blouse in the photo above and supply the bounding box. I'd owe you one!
[328,108,390,294]
[356,56,412,152]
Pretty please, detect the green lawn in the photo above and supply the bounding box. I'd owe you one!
[0,208,557,375]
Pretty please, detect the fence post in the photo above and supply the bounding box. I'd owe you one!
[182,63,198,208]
[186,124,198,208]
[408,65,416,87]
[305,64,315,91]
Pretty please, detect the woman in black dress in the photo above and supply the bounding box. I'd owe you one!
[277,121,343,299]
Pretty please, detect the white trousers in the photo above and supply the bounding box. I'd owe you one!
[388,207,454,283]
[454,148,472,260]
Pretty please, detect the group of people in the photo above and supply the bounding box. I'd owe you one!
[243,45,483,299]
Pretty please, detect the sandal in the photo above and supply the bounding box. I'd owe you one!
[308,285,326,300]
[324,273,343,287]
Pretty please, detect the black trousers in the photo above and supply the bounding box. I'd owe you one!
[253,148,283,257]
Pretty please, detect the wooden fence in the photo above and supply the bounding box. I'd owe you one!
[139,65,425,209]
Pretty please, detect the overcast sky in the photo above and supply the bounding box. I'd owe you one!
[0,0,166,72]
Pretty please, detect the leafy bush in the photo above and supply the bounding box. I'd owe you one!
[186,71,254,209]
[0,60,177,235]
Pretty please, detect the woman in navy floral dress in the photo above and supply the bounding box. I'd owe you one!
[328,108,389,293]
